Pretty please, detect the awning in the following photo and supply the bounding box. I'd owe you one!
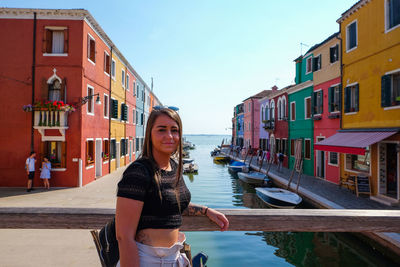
[314,131,397,155]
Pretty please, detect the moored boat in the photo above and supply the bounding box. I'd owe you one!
[237,171,268,185]
[227,160,247,172]
[183,163,199,174]
[255,187,302,209]
[183,158,195,164]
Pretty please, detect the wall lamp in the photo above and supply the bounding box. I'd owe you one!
[80,93,101,106]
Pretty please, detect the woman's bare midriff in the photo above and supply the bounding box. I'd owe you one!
[135,228,181,247]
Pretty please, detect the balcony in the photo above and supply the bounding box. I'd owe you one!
[263,120,275,130]
[33,110,69,141]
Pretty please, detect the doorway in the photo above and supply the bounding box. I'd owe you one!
[379,142,399,200]
[316,137,325,179]
[95,139,102,177]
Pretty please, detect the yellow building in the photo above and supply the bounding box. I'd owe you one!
[110,53,128,171]
[336,0,400,205]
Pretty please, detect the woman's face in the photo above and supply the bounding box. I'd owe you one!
[151,114,180,156]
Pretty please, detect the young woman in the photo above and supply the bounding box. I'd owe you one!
[39,156,51,189]
[116,107,229,267]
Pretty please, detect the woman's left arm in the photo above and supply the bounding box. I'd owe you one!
[183,203,229,231]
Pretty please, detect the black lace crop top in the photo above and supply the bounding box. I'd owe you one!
[117,158,191,231]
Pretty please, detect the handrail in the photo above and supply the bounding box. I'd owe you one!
[1,208,400,232]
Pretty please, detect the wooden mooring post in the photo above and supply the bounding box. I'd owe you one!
[1,208,400,232]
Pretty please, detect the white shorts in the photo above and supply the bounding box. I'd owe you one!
[117,232,190,267]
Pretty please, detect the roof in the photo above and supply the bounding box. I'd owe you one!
[305,32,340,55]
[243,90,274,102]
[336,0,371,23]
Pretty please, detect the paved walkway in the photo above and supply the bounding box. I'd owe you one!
[0,166,126,267]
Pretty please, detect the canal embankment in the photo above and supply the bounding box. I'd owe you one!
[222,148,400,261]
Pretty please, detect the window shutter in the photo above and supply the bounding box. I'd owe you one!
[328,87,332,112]
[312,57,317,72]
[87,37,90,59]
[60,78,66,102]
[338,85,342,111]
[63,29,68,53]
[112,100,118,118]
[330,47,334,63]
[123,104,128,121]
[355,84,359,111]
[345,86,350,112]
[312,92,316,115]
[61,142,66,168]
[335,45,339,61]
[42,28,48,53]
[381,75,391,107]
[320,91,323,114]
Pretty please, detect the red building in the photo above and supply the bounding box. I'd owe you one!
[0,8,150,187]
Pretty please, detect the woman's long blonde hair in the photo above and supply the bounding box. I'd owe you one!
[141,108,183,197]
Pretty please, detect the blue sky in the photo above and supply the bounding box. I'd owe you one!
[3,0,357,134]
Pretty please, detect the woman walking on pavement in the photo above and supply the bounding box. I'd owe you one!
[115,107,229,267]
[25,151,36,192]
[40,156,51,189]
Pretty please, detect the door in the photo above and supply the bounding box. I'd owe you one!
[95,139,102,177]
[116,142,120,168]
[386,143,398,199]
[316,137,325,179]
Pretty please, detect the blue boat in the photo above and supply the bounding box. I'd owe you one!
[228,160,247,173]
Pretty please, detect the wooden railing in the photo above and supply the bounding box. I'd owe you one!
[1,208,400,232]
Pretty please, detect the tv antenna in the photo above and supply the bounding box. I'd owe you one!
[300,43,310,55]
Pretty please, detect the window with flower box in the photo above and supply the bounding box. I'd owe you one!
[86,140,94,165]
[103,140,109,161]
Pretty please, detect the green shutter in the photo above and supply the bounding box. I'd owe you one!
[112,100,118,119]
[355,84,359,111]
[381,75,391,107]
[328,87,332,112]
[345,86,350,112]
[338,85,342,112]
[124,105,128,121]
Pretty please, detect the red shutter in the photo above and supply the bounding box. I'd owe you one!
[63,29,69,53]
[42,28,52,53]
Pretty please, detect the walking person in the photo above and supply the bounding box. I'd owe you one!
[277,150,284,172]
[116,107,229,267]
[40,156,51,189]
[25,151,36,192]
[266,149,271,164]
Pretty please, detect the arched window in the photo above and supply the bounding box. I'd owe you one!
[277,98,281,120]
[265,103,269,120]
[261,106,265,121]
[270,100,275,120]
[282,97,286,119]
[48,79,61,101]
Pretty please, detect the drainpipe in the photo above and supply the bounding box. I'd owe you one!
[108,47,113,174]
[31,12,37,152]
[337,27,343,131]
[251,98,254,148]
[124,66,127,165]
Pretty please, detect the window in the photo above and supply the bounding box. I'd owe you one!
[103,140,109,161]
[261,106,265,121]
[111,99,118,119]
[346,20,357,51]
[248,102,251,112]
[281,98,286,119]
[346,150,370,172]
[135,110,138,124]
[48,79,62,101]
[132,108,136,124]
[136,138,139,152]
[110,139,116,159]
[126,74,130,90]
[330,44,339,63]
[125,139,129,156]
[86,140,94,165]
[133,138,136,153]
[328,85,341,112]
[122,70,125,88]
[290,102,296,121]
[305,97,311,119]
[87,86,94,114]
[111,59,116,78]
[121,103,128,121]
[137,85,140,98]
[329,152,338,165]
[344,84,359,112]
[387,0,400,30]
[104,94,109,118]
[306,57,312,74]
[313,91,323,115]
[312,55,321,72]
[120,139,125,156]
[270,101,275,120]
[43,28,68,54]
[133,82,136,96]
[304,139,311,160]
[42,141,66,168]
[87,34,96,63]
[277,100,281,120]
[382,72,400,107]
[290,139,295,156]
[104,52,110,75]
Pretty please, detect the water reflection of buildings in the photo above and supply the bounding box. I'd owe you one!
[230,174,266,208]
[246,232,397,267]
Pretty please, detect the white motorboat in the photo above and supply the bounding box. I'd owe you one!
[237,171,268,185]
[183,158,195,164]
[255,187,302,209]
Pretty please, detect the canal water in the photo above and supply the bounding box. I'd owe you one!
[183,135,397,267]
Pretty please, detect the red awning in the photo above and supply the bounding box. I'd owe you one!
[314,131,397,155]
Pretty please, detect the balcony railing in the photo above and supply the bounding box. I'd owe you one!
[34,110,68,128]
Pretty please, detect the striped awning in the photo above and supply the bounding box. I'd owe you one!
[314,131,397,155]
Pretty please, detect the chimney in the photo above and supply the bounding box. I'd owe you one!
[271,85,278,92]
